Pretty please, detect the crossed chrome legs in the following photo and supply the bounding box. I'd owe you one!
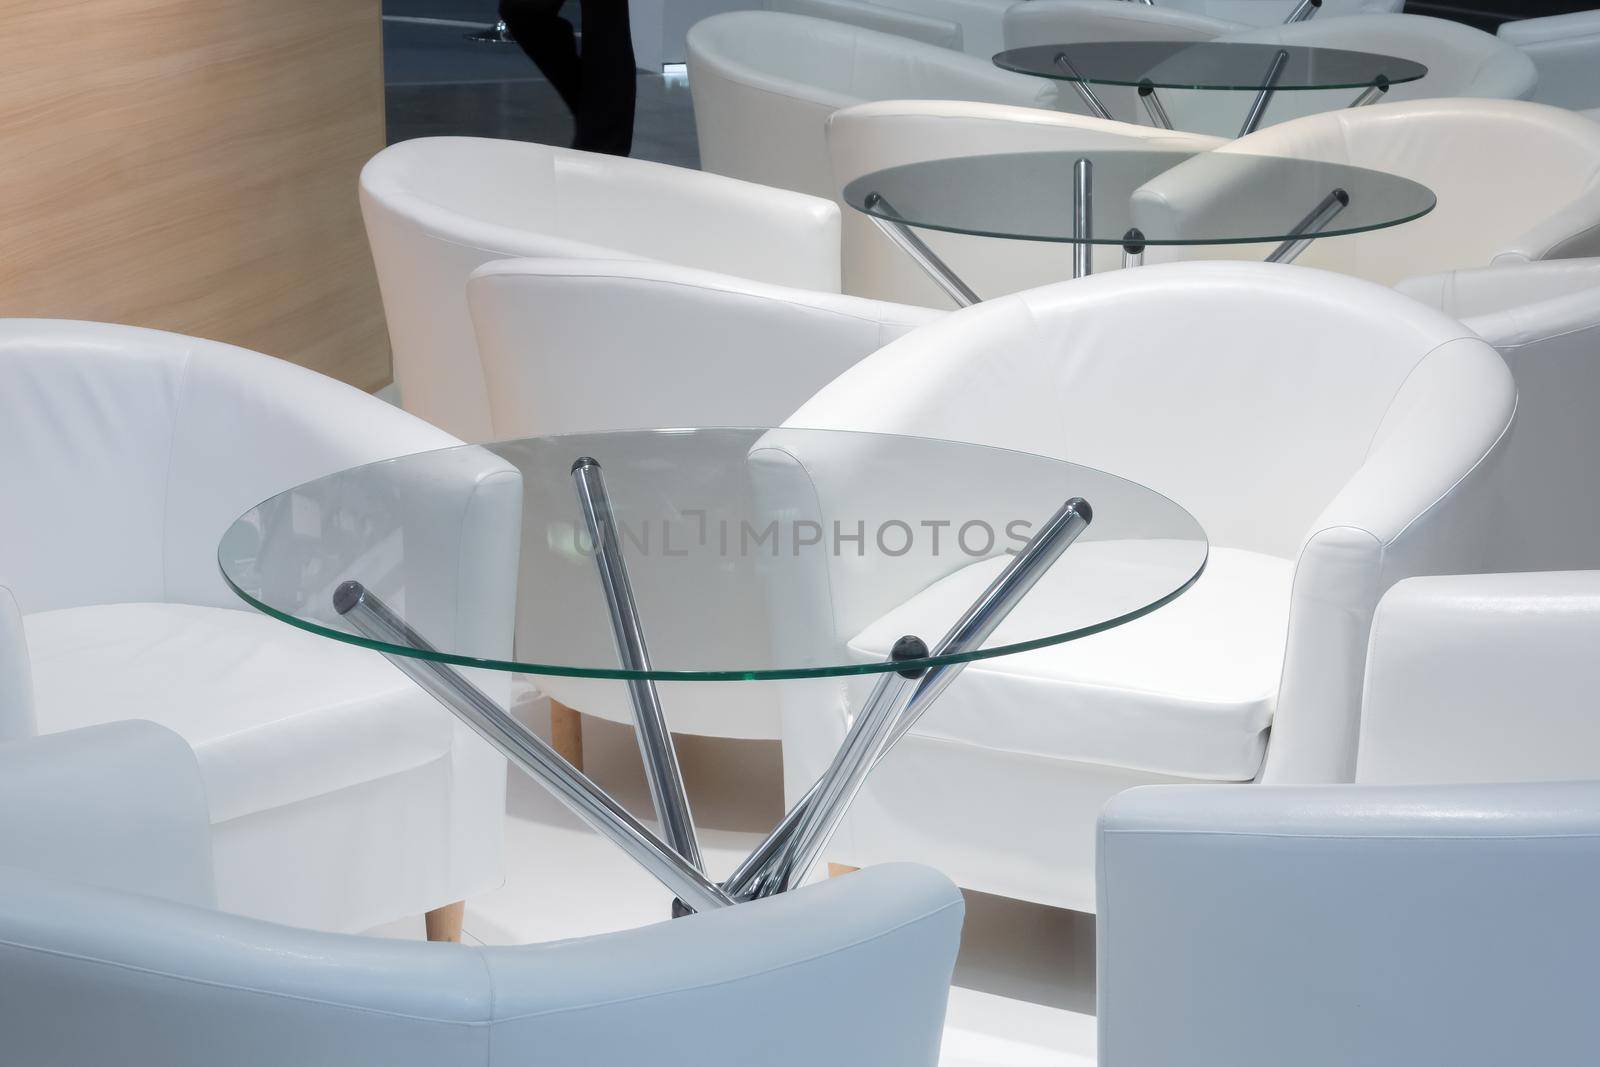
[333,458,1094,913]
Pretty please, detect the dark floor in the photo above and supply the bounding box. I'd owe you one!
[383,17,701,169]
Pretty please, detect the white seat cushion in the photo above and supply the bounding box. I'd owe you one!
[850,546,1291,780]
[26,603,454,823]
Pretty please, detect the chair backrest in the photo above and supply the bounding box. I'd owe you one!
[863,0,1015,57]
[687,11,1059,200]
[1198,99,1600,284]
[1357,572,1600,785]
[361,136,841,440]
[0,858,964,1067]
[1003,0,1233,50]
[0,320,458,616]
[465,257,940,740]
[1098,778,1600,1067]
[768,0,965,51]
[827,100,1223,307]
[1398,259,1600,572]
[1222,14,1537,126]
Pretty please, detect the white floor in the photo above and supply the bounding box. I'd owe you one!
[370,695,1098,1066]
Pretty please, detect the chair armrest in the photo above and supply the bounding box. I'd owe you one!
[468,257,942,438]
[1397,258,1600,324]
[1498,10,1600,47]
[1263,336,1515,783]
[1357,572,1600,784]
[769,0,964,50]
[1496,171,1600,263]
[0,722,214,907]
[0,587,32,742]
[1098,779,1600,1067]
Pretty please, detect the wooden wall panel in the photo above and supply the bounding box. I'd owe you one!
[0,0,390,390]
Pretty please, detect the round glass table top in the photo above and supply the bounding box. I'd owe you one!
[994,41,1427,92]
[843,149,1435,245]
[219,428,1207,681]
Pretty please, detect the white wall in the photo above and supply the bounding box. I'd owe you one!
[631,0,754,69]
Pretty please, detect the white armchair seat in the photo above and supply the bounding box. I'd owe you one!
[1500,11,1600,111]
[26,604,447,823]
[850,545,1290,780]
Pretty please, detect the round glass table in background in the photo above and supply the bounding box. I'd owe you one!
[842,149,1435,304]
[220,427,1206,913]
[995,41,1428,135]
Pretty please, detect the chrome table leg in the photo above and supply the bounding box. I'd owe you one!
[1239,49,1290,137]
[731,496,1094,898]
[1350,75,1390,109]
[1266,187,1349,264]
[572,457,703,872]
[1284,0,1320,22]
[865,192,982,307]
[1074,158,1094,279]
[332,581,734,913]
[1122,228,1146,269]
[1139,80,1174,130]
[1054,52,1115,122]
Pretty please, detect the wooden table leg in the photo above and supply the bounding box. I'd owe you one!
[425,900,465,943]
[551,699,583,770]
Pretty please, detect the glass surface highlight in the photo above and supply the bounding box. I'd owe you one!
[220,428,1207,681]
[843,150,1434,245]
[995,41,1426,91]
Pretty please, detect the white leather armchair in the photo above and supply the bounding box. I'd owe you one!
[1145,99,1600,284]
[687,11,1060,201]
[775,261,1514,911]
[1003,0,1236,52]
[0,722,965,1067]
[1499,11,1600,113]
[1397,259,1600,572]
[1098,570,1600,1066]
[465,257,941,743]
[0,320,520,936]
[828,100,1223,307]
[361,136,842,442]
[1097,779,1600,1067]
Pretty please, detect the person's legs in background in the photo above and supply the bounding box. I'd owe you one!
[498,0,636,156]
[572,0,636,156]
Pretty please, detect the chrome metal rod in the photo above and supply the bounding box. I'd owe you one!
[332,581,733,913]
[727,496,1094,898]
[1239,48,1290,137]
[464,18,516,42]
[1122,228,1146,269]
[572,458,703,871]
[865,193,981,307]
[1054,52,1114,121]
[1265,186,1349,264]
[1073,158,1093,280]
[757,642,927,896]
[1350,75,1390,108]
[1138,81,1174,130]
[1284,0,1320,22]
